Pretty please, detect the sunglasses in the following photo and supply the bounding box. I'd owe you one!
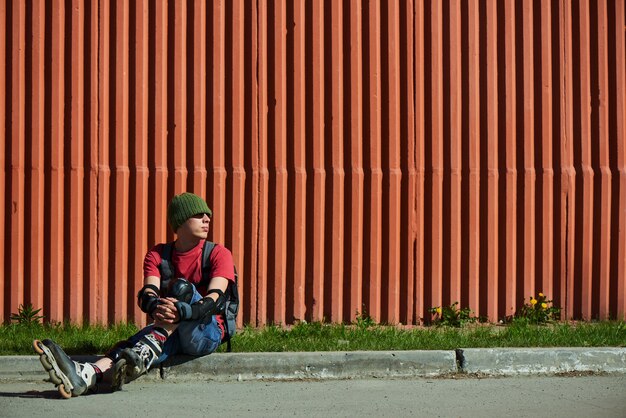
[190,212,212,219]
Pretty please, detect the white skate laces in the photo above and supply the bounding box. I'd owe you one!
[133,333,163,370]
[133,344,157,369]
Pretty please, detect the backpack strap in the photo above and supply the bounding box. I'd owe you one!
[223,266,239,352]
[159,242,176,292]
[200,240,216,288]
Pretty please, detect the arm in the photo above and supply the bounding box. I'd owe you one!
[136,275,161,318]
[169,276,230,322]
[137,245,167,319]
[205,276,229,302]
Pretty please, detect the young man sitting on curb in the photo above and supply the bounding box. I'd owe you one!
[34,192,237,398]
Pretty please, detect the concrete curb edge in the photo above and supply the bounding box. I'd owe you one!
[2,348,625,382]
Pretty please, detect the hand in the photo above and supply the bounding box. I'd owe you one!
[152,297,179,324]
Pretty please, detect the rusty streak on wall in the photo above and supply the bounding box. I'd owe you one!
[1,0,625,327]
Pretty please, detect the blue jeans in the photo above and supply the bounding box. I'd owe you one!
[114,285,223,365]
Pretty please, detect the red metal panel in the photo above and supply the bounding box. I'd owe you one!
[209,0,227,244]
[191,0,207,198]
[616,0,626,319]
[486,0,499,322]
[429,0,444,311]
[596,0,612,319]
[329,0,345,323]
[87,0,100,323]
[97,0,111,323]
[49,0,66,322]
[269,0,288,323]
[173,0,187,193]
[402,0,416,325]
[466,0,481,316]
[255,0,269,325]
[112,0,130,321]
[29,0,46,311]
[448,0,462,306]
[504,0,518,317]
[414,0,425,322]
[577,0,594,320]
[540,0,555,300]
[291,0,307,323]
[384,0,401,323]
[152,0,168,245]
[365,0,382,321]
[0,0,5,319]
[244,0,260,325]
[309,0,325,322]
[69,0,85,323]
[559,0,576,319]
[347,0,364,322]
[230,0,247,326]
[132,0,150,326]
[522,0,536,305]
[10,0,25,316]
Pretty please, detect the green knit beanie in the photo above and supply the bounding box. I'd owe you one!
[167,192,212,232]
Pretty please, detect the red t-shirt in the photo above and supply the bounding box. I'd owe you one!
[143,239,235,337]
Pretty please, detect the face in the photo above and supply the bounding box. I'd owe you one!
[177,213,211,240]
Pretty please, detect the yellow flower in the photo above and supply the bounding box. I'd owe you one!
[541,303,547,309]
[530,298,537,305]
[435,307,442,315]
[538,292,544,298]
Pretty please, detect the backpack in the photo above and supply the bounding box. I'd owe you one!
[158,240,240,352]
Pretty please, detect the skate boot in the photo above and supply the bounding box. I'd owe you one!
[111,332,163,391]
[33,339,97,398]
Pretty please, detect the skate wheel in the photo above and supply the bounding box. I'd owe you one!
[39,353,53,370]
[32,339,45,355]
[111,358,127,392]
[48,369,63,385]
[58,384,72,399]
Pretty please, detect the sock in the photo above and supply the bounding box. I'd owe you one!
[151,327,168,345]
[92,363,103,383]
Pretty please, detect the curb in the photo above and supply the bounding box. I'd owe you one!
[458,347,626,376]
[160,350,457,381]
[2,348,625,382]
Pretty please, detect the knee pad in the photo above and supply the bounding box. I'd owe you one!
[167,278,194,303]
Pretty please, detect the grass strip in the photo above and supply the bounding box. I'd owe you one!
[0,322,139,355]
[1,321,624,355]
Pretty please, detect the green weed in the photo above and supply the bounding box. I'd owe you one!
[10,304,45,326]
[428,302,482,327]
[353,308,376,329]
[508,293,561,325]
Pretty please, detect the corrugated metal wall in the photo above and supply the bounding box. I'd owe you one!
[1,0,625,327]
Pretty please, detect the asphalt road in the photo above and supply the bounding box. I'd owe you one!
[0,375,624,417]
